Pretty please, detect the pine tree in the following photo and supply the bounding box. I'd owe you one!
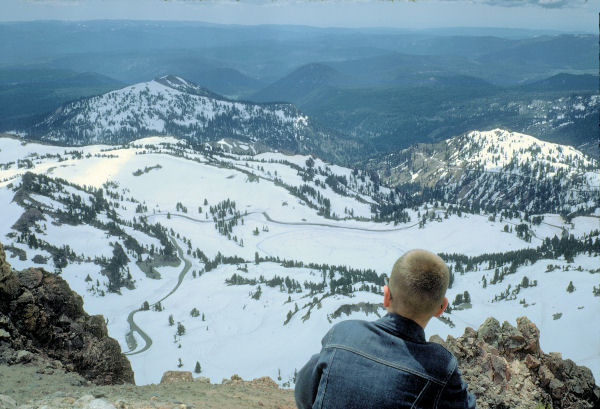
[194,361,202,374]
[177,322,186,336]
[168,314,174,326]
[566,281,575,293]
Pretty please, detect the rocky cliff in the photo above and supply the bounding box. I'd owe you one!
[0,242,134,385]
[432,317,600,409]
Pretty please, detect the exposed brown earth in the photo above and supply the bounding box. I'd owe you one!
[0,365,295,409]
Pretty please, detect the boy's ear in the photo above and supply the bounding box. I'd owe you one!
[383,285,391,308]
[434,297,448,317]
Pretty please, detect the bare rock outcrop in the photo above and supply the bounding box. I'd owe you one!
[160,370,194,383]
[0,242,134,385]
[434,317,600,409]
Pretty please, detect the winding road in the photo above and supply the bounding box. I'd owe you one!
[122,209,450,354]
[148,210,419,232]
[124,237,192,355]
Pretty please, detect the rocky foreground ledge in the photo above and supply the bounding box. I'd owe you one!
[0,242,598,408]
[432,317,599,409]
[0,242,134,385]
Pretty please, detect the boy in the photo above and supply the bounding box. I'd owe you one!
[295,249,476,409]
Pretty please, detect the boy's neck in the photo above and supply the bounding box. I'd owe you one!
[386,307,431,330]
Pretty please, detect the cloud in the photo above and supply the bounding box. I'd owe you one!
[475,0,588,8]
[22,0,590,9]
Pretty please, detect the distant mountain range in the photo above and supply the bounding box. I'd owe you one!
[0,68,124,130]
[250,66,598,156]
[2,21,597,162]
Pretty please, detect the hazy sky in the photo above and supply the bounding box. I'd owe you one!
[1,0,597,33]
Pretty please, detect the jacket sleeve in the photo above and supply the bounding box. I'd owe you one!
[294,353,323,409]
[438,365,477,409]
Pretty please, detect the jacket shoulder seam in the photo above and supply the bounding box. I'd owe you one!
[324,343,445,385]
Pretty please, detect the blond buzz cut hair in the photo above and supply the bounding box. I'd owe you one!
[389,249,449,316]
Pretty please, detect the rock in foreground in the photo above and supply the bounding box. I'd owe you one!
[434,316,600,409]
[0,242,134,385]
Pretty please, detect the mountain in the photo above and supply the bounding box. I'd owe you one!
[22,75,362,163]
[0,68,123,131]
[194,67,265,99]
[261,77,598,157]
[2,22,594,87]
[251,63,349,104]
[477,34,597,72]
[371,129,599,215]
[520,73,599,92]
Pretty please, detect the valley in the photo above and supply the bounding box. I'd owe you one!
[0,133,598,387]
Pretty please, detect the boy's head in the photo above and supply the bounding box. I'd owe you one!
[384,249,449,323]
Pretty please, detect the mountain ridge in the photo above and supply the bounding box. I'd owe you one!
[21,75,363,163]
[370,129,599,215]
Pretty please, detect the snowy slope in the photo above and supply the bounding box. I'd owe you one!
[0,134,598,386]
[381,129,599,214]
[22,75,354,161]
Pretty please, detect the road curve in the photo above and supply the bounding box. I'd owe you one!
[261,212,418,232]
[148,211,418,233]
[124,237,192,356]
[124,210,415,353]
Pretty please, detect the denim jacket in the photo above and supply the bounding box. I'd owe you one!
[295,313,476,409]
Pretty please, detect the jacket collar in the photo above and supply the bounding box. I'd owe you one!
[376,313,426,344]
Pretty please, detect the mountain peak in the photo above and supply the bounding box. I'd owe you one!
[154,74,224,100]
[21,76,358,162]
[451,129,596,172]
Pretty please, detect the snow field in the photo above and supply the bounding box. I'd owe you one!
[430,253,600,381]
[1,135,598,386]
[127,260,383,385]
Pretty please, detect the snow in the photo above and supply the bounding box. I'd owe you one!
[450,129,596,174]
[38,78,308,143]
[428,253,600,383]
[0,134,598,386]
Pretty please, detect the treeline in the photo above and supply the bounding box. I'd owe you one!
[15,172,181,291]
[441,230,600,273]
[225,272,303,293]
